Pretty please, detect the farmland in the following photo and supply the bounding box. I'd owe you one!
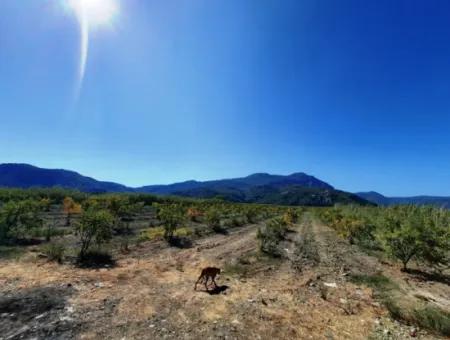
[0,189,449,339]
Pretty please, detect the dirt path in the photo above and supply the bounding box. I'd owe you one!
[0,218,442,339]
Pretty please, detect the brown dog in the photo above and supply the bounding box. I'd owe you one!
[194,267,221,291]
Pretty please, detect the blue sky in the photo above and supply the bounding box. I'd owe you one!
[1,0,449,196]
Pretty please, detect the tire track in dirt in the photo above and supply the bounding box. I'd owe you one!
[308,213,381,278]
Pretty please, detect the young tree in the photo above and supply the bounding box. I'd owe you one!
[0,199,43,242]
[157,204,185,242]
[205,207,221,232]
[377,206,423,271]
[107,196,143,234]
[75,208,114,257]
[244,207,258,224]
[63,196,82,227]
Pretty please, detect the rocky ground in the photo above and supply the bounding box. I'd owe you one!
[0,217,448,339]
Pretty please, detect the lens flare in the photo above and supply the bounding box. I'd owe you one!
[66,0,119,98]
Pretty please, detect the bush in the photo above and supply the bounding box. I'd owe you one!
[156,204,186,242]
[0,199,44,243]
[316,205,450,272]
[257,217,288,257]
[41,243,65,263]
[205,208,222,232]
[75,208,114,257]
[413,307,450,336]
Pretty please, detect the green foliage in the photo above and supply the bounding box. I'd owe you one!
[105,196,144,234]
[257,217,288,257]
[41,243,65,263]
[413,307,450,336]
[0,199,44,243]
[351,274,450,336]
[244,207,258,223]
[75,208,114,257]
[156,203,186,241]
[316,205,450,272]
[205,207,222,232]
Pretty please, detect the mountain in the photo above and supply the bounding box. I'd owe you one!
[0,163,370,206]
[0,163,131,193]
[137,172,333,194]
[357,191,450,208]
[137,173,371,206]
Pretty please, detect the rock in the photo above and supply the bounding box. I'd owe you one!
[35,313,46,320]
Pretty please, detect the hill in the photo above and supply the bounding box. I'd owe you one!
[0,163,131,193]
[357,191,450,208]
[136,172,370,206]
[136,172,333,194]
[0,163,370,206]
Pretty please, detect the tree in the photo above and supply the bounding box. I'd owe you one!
[157,204,185,242]
[106,196,143,234]
[187,207,203,222]
[377,206,424,271]
[419,207,450,273]
[205,207,221,232]
[0,199,43,242]
[244,207,258,224]
[257,217,287,257]
[63,197,82,227]
[75,208,114,257]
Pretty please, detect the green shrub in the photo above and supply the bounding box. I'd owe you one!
[41,243,65,263]
[413,307,450,336]
[75,208,114,257]
[257,217,287,257]
[205,208,221,232]
[156,204,186,242]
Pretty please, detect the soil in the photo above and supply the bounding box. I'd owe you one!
[0,216,448,339]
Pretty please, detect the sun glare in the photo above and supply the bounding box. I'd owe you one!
[65,0,120,100]
[68,0,119,29]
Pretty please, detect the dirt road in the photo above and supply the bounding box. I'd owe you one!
[0,217,442,339]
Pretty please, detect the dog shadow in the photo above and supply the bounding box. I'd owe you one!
[199,285,229,295]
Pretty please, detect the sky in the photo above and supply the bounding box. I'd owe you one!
[1,0,450,196]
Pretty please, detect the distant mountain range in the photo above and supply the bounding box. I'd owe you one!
[0,163,369,207]
[1,163,448,208]
[356,191,450,208]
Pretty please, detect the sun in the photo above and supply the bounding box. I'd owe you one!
[68,0,119,29]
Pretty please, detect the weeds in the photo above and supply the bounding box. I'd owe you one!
[351,274,450,336]
[41,243,65,263]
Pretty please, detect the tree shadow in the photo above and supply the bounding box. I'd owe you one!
[406,268,450,285]
[212,226,229,235]
[75,251,116,269]
[168,236,193,249]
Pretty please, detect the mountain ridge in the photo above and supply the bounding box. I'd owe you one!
[356,191,450,208]
[0,163,367,207]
